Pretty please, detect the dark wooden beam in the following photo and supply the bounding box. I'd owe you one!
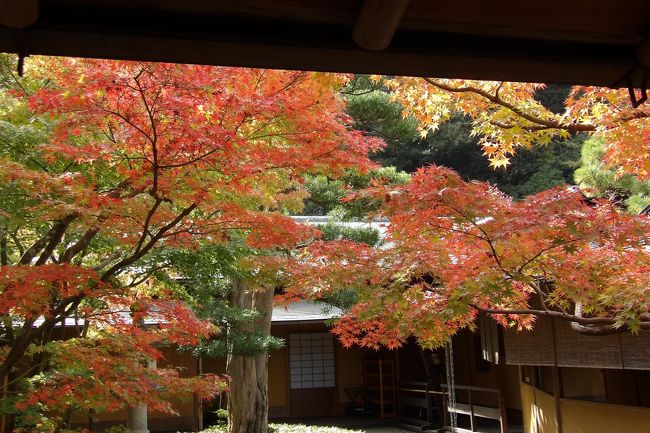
[353,0,410,51]
[0,1,643,88]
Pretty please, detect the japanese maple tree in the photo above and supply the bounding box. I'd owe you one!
[0,56,381,432]
[286,77,650,350]
[288,166,650,349]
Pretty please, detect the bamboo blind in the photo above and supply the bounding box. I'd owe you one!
[503,317,650,370]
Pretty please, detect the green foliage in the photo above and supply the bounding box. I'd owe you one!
[343,75,426,173]
[378,113,581,199]
[344,76,422,172]
[303,167,409,218]
[343,77,581,199]
[317,222,380,246]
[190,294,285,358]
[574,136,650,213]
[161,243,285,357]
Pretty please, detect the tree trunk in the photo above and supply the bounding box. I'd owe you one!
[1,372,17,433]
[227,279,274,433]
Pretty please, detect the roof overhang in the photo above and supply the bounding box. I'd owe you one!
[1,1,649,87]
[272,301,342,324]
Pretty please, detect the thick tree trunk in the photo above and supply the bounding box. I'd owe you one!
[227,279,274,433]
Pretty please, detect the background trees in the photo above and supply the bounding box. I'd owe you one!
[575,137,650,213]
[286,78,650,351]
[344,76,583,199]
[0,57,380,433]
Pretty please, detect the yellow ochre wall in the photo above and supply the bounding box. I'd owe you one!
[521,382,650,433]
[268,325,291,412]
[336,344,363,406]
[520,383,558,433]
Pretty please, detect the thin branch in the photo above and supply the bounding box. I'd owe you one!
[91,252,121,272]
[9,228,25,257]
[423,78,596,133]
[100,203,197,281]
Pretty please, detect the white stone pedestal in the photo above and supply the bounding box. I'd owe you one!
[127,359,156,433]
[127,405,149,433]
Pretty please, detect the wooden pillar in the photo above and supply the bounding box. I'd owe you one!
[194,356,204,432]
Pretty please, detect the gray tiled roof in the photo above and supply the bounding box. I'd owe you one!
[272,301,342,323]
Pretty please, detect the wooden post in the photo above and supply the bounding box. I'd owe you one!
[468,389,475,431]
[499,391,509,433]
[379,359,384,419]
[1,373,7,433]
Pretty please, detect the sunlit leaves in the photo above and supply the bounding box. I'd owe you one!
[1,56,381,427]
[385,77,650,181]
[288,165,650,348]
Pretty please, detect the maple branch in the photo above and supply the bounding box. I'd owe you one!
[272,71,306,96]
[134,74,161,195]
[100,203,197,281]
[488,120,561,132]
[0,293,83,379]
[0,137,50,173]
[494,82,504,100]
[0,224,7,266]
[446,204,511,277]
[469,303,650,334]
[100,108,152,148]
[9,228,25,258]
[157,144,228,169]
[133,198,163,253]
[422,78,596,133]
[567,302,617,335]
[33,215,77,266]
[126,264,171,287]
[247,129,324,141]
[158,113,249,170]
[91,252,121,272]
[60,227,100,264]
[515,238,581,273]
[19,215,76,265]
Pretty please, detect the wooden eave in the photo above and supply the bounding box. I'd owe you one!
[0,0,649,87]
